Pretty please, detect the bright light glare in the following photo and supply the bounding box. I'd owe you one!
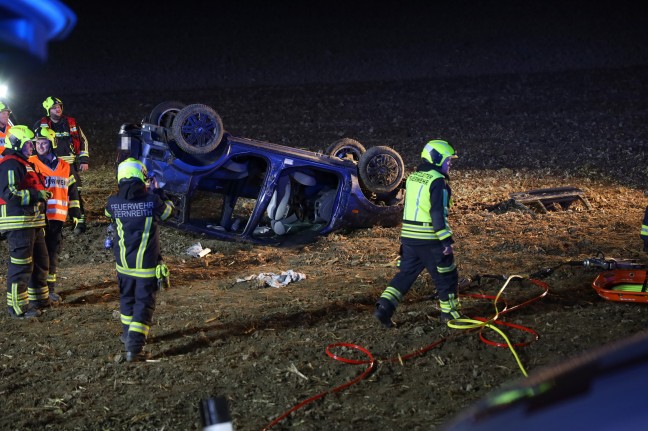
[0,85,7,99]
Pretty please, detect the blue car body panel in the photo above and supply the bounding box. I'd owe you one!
[127,122,404,245]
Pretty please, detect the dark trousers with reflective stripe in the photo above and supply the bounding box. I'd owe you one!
[44,220,64,294]
[387,242,458,302]
[6,228,49,308]
[71,163,86,218]
[118,274,158,353]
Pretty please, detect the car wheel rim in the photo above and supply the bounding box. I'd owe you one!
[180,114,217,148]
[366,154,399,186]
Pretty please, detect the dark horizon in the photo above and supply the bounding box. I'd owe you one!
[21,1,648,92]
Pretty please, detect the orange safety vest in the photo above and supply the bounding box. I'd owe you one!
[0,122,10,154]
[29,156,72,222]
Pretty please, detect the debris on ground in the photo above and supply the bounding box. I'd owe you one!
[236,270,307,288]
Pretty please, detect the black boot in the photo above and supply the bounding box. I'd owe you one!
[374,298,396,328]
[126,350,151,362]
[7,305,42,319]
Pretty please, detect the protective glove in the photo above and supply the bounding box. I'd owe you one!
[156,263,170,290]
[37,190,52,202]
[69,207,82,220]
[442,245,454,256]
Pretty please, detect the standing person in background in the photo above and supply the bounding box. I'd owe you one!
[374,140,464,328]
[0,101,13,151]
[34,96,89,234]
[0,125,52,318]
[29,126,81,303]
[105,158,174,362]
[641,205,648,253]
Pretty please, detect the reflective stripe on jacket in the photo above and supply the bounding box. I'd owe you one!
[29,155,79,222]
[0,154,46,230]
[105,189,174,279]
[401,169,452,241]
[36,115,89,165]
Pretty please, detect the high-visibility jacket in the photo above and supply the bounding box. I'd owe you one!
[641,207,648,248]
[0,152,47,230]
[0,122,10,153]
[29,155,80,222]
[34,115,89,166]
[105,180,174,279]
[400,166,454,244]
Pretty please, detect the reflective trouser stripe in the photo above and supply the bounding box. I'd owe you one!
[28,286,49,301]
[7,283,28,313]
[438,261,457,273]
[440,294,462,317]
[129,321,150,337]
[380,286,404,306]
[10,256,32,265]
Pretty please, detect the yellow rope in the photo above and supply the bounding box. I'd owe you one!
[446,275,529,377]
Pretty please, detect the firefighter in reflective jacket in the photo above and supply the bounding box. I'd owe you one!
[0,101,13,151]
[374,140,464,327]
[105,158,174,362]
[29,126,81,303]
[641,206,648,253]
[0,125,52,318]
[34,97,89,234]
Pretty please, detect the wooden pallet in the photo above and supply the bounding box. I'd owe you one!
[509,186,591,213]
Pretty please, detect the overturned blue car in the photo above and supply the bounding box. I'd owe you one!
[116,101,405,245]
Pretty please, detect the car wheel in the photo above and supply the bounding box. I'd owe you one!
[325,138,366,162]
[171,104,224,155]
[358,146,404,194]
[146,101,185,128]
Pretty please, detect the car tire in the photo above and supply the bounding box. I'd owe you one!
[325,138,366,162]
[358,146,404,194]
[171,104,224,155]
[146,101,185,128]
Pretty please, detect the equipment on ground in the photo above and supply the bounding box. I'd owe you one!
[592,270,648,303]
[529,252,648,304]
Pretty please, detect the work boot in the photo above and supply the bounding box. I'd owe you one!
[126,350,151,362]
[439,294,465,324]
[49,292,62,305]
[439,310,467,324]
[7,305,42,319]
[374,298,396,328]
[32,298,52,310]
[120,332,129,346]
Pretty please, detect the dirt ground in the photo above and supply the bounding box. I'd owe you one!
[2,65,648,430]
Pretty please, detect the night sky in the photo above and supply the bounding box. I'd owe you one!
[16,0,644,95]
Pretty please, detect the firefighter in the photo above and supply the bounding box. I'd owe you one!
[29,126,81,303]
[34,97,89,234]
[105,158,174,362]
[641,206,648,253]
[0,125,52,318]
[374,140,464,327]
[0,101,12,151]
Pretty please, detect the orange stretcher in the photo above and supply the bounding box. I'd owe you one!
[592,270,648,303]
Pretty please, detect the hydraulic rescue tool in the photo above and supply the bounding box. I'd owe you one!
[530,252,648,303]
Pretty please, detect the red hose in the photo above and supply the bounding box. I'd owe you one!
[261,278,549,430]
[262,343,374,431]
